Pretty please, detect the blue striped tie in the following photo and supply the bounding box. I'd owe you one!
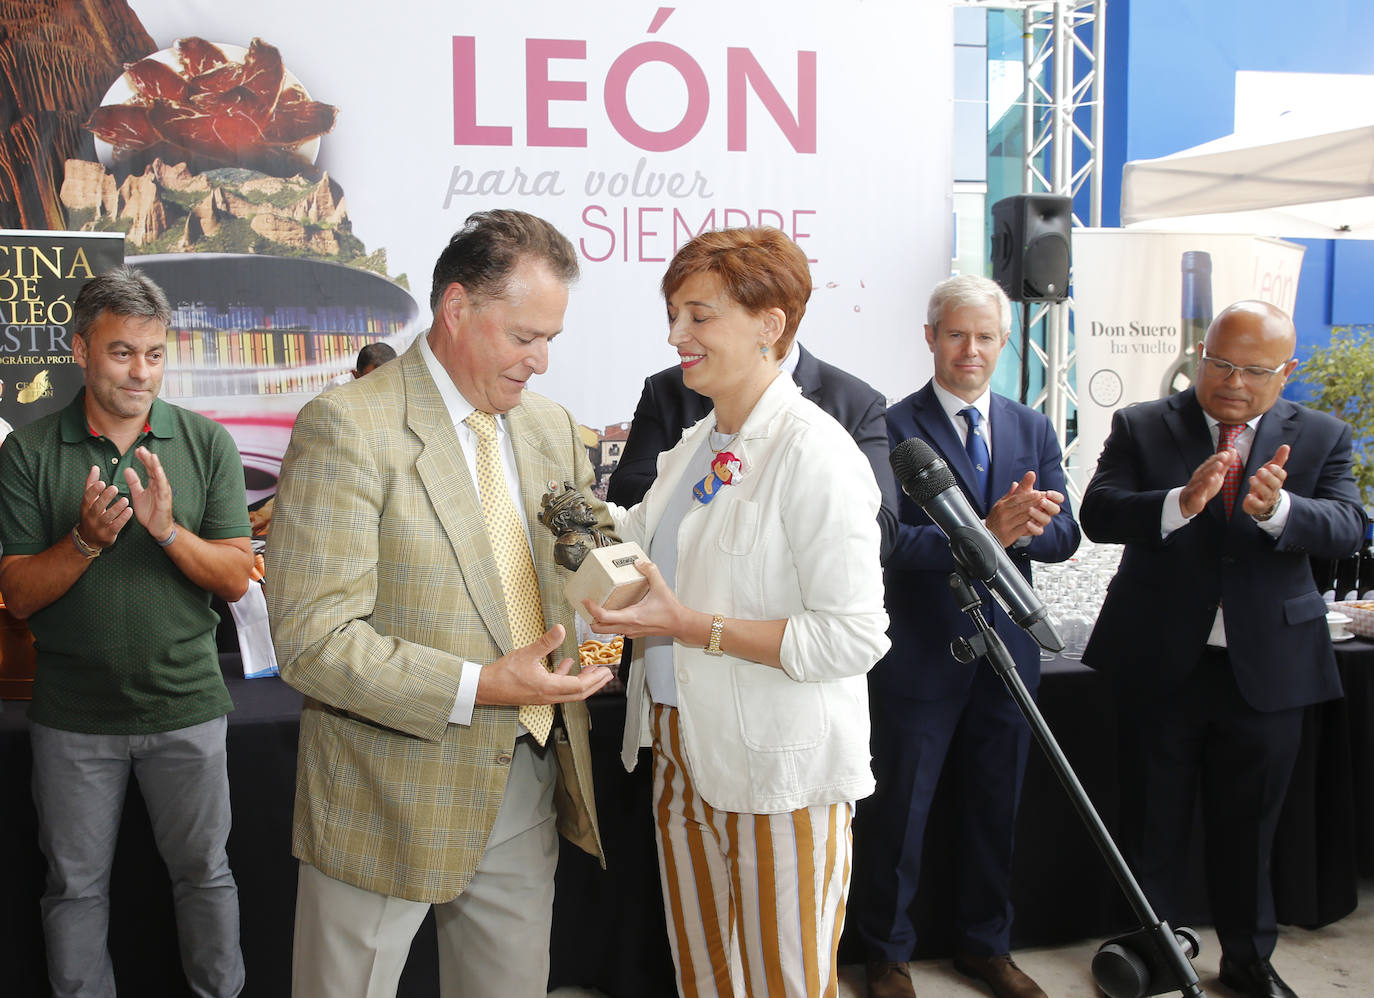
[960,406,990,508]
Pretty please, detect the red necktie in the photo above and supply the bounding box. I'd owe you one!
[1218,423,1244,518]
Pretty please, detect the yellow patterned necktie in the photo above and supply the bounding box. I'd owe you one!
[465,409,554,745]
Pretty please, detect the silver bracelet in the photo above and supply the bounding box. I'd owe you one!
[156,526,178,547]
[71,527,101,559]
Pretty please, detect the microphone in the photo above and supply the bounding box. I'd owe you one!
[891,437,1063,652]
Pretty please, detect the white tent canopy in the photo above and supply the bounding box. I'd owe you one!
[1121,112,1374,237]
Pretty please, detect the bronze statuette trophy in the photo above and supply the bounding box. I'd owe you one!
[538,481,648,624]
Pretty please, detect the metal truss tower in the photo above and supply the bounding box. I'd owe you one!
[961,0,1107,495]
[1023,1,1105,494]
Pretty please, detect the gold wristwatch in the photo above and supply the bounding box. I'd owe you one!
[705,614,725,656]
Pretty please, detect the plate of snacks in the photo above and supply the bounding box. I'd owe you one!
[1332,600,1374,639]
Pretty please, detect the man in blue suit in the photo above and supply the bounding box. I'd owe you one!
[853,275,1080,998]
[1081,300,1365,998]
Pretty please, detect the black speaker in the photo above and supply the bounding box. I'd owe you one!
[990,194,1072,302]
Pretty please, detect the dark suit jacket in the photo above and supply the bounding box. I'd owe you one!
[606,344,899,560]
[874,381,1081,700]
[1080,389,1365,712]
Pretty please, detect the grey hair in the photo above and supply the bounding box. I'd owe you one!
[926,274,1012,334]
[72,266,172,341]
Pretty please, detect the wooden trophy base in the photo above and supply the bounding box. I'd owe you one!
[565,542,651,627]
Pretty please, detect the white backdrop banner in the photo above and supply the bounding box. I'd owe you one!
[1071,229,1305,494]
[124,0,953,430]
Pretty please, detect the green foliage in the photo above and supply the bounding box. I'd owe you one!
[1297,325,1374,508]
[352,247,389,277]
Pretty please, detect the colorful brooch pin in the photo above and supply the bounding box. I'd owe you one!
[692,450,742,504]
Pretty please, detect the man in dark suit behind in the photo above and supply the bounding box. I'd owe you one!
[1081,300,1365,998]
[852,275,1080,998]
[606,341,899,560]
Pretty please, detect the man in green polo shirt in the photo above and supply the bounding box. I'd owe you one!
[0,266,253,998]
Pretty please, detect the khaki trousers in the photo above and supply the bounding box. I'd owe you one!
[291,737,558,998]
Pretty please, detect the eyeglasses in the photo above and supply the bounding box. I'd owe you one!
[1199,350,1290,386]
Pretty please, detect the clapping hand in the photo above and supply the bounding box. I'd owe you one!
[77,464,132,549]
[124,446,175,541]
[1179,448,1236,519]
[986,470,1065,547]
[1243,444,1290,519]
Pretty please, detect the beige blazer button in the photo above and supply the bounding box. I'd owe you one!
[496,752,513,766]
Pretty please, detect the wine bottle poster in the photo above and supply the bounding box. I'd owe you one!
[1070,229,1305,495]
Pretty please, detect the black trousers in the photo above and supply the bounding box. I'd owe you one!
[1114,647,1303,963]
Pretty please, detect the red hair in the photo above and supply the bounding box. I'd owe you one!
[661,227,812,359]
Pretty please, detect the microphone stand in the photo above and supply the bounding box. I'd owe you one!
[945,561,1205,998]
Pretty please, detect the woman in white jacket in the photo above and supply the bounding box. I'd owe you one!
[586,228,889,998]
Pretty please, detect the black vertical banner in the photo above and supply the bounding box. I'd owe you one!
[0,231,125,430]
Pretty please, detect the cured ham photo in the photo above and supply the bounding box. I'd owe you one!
[87,37,338,177]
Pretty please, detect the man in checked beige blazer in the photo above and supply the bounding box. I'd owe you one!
[266,210,615,998]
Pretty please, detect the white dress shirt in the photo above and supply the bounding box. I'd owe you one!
[930,381,994,458]
[418,334,536,726]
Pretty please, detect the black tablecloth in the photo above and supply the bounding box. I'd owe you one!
[3,641,1372,997]
[0,662,304,998]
